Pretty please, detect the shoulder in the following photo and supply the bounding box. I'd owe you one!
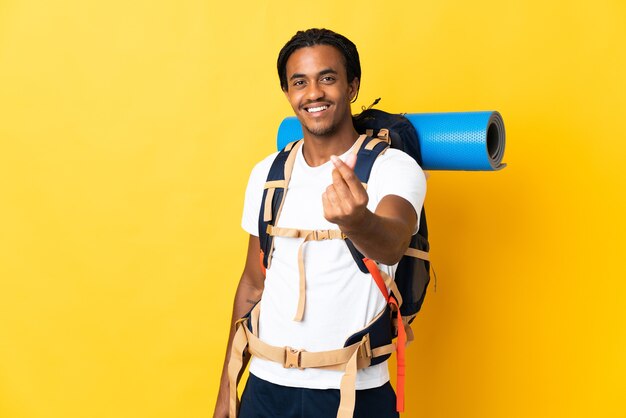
[376,148,419,164]
[367,148,427,204]
[248,151,280,182]
[241,151,280,235]
[243,151,280,201]
[370,148,423,177]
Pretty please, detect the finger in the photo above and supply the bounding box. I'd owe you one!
[322,187,340,220]
[345,153,357,170]
[330,155,359,187]
[321,190,330,214]
[331,166,353,200]
[330,155,366,197]
[324,184,341,207]
[321,191,332,217]
[322,192,336,223]
[330,154,357,170]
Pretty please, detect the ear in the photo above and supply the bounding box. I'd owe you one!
[348,78,360,101]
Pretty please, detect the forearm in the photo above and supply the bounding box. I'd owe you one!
[324,157,417,266]
[213,277,263,416]
[213,235,265,418]
[341,207,412,265]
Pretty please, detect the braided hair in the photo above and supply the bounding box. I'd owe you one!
[277,28,361,102]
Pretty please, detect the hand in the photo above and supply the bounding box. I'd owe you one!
[322,154,369,230]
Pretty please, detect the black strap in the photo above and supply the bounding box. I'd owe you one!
[344,137,389,271]
[258,142,299,268]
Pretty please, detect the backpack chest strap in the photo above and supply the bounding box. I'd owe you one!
[267,225,346,240]
[266,224,346,321]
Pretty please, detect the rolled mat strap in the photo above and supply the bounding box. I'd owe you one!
[276,111,506,171]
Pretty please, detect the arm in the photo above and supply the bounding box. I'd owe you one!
[322,154,417,265]
[213,235,265,418]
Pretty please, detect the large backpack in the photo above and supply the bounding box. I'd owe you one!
[352,108,432,328]
[228,109,432,418]
[260,107,431,332]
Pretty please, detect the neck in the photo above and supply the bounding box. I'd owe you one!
[301,120,360,167]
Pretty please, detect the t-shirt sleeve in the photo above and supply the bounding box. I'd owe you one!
[241,153,278,236]
[368,149,427,234]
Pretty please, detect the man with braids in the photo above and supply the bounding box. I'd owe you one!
[213,28,426,418]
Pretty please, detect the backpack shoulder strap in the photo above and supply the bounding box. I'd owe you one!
[259,140,302,270]
[352,135,390,186]
[345,136,390,273]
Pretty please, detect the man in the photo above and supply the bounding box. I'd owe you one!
[213,28,426,418]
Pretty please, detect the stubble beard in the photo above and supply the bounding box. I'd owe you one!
[302,120,339,137]
[299,99,353,138]
[301,106,350,138]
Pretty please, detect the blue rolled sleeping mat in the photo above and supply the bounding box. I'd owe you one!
[276,111,506,171]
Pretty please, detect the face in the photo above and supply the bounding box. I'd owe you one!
[283,45,359,138]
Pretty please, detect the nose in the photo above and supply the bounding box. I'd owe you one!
[305,80,324,101]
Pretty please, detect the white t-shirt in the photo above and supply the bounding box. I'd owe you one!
[241,140,426,390]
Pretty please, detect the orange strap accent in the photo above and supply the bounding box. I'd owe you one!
[259,251,266,276]
[389,296,406,412]
[362,257,406,413]
[363,258,389,300]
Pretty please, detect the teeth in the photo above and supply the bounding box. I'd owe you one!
[306,105,328,113]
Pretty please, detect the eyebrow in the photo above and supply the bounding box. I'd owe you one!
[289,68,338,81]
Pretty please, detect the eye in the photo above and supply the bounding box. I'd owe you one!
[321,76,336,83]
[292,79,306,88]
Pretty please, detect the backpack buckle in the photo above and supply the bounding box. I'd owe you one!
[284,347,304,369]
[358,334,373,359]
[314,230,329,240]
[377,129,391,143]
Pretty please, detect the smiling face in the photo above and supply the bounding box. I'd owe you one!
[283,45,359,138]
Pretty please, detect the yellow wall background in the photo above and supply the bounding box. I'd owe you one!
[1,0,625,417]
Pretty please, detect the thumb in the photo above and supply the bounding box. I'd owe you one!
[345,153,357,170]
